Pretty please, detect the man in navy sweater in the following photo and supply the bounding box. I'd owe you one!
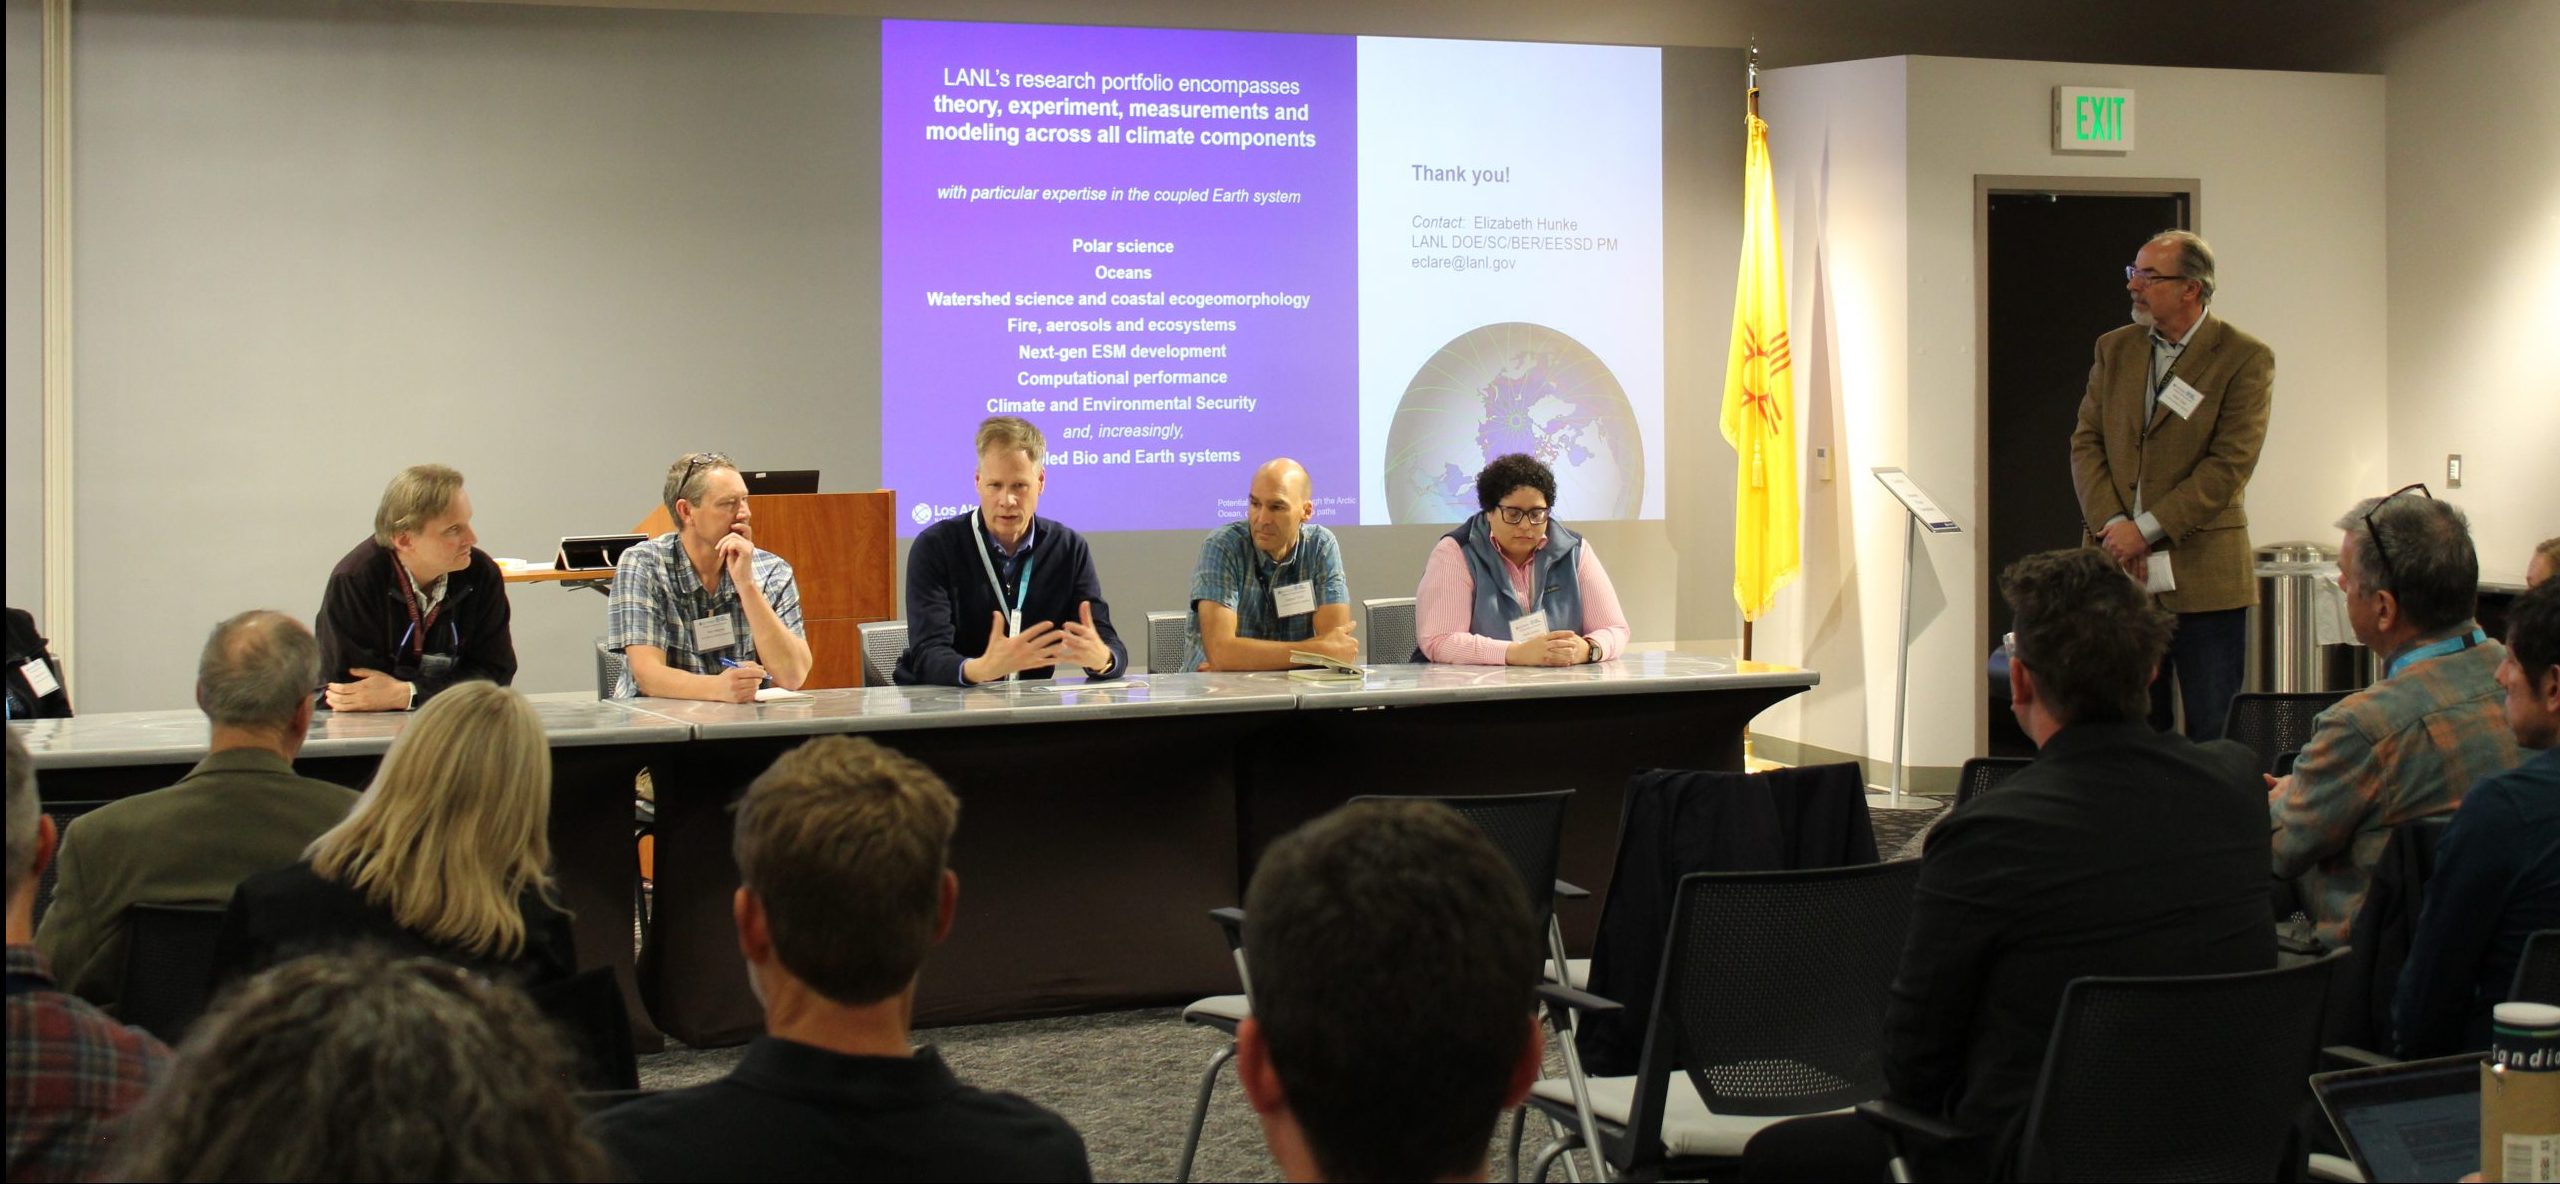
[895,416,1125,686]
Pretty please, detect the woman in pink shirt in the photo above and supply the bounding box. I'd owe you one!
[1414,453,1632,665]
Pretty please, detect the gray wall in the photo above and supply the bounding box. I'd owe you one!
[5,0,39,616]
[27,0,1741,710]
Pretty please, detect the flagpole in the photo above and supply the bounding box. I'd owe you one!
[1740,37,1758,666]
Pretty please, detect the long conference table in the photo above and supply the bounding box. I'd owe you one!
[14,653,1816,1048]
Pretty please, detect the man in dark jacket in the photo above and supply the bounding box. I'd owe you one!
[314,464,515,710]
[1767,548,2273,1181]
[895,417,1123,686]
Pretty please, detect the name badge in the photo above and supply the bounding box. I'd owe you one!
[1272,581,1317,618]
[18,660,59,699]
[2159,376,2205,420]
[1508,610,1551,642]
[418,653,457,680]
[692,614,738,652]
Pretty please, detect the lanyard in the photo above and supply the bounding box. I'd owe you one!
[393,562,444,662]
[2385,628,2486,680]
[970,510,1036,624]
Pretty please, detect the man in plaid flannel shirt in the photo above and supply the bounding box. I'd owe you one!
[6,729,169,1182]
[2269,491,2521,944]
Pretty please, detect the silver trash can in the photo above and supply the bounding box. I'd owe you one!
[2246,541,2375,693]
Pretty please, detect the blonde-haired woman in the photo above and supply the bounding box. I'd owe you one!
[212,681,575,986]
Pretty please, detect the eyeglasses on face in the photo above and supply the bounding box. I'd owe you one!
[1494,505,1551,527]
[2124,266,2188,285]
[2356,482,2433,590]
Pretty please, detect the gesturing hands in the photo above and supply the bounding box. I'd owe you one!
[1059,601,1115,674]
[965,603,1116,683]
[1505,630,1588,667]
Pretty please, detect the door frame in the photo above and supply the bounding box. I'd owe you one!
[1971,175,2200,753]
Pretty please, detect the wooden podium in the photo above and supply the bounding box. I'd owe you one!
[624,491,897,690]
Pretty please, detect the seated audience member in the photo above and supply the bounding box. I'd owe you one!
[2530,535,2558,589]
[591,736,1090,1182]
[607,451,813,702]
[1413,453,1629,666]
[2271,490,2521,944]
[112,951,611,1182]
[2394,579,2560,1056]
[37,611,356,1009]
[316,464,517,711]
[1184,457,1356,672]
[895,417,1125,686]
[1236,799,1544,1184]
[210,682,576,988]
[1780,548,2272,1181]
[5,729,170,1183]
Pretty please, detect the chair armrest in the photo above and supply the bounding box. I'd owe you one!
[1855,1099,1965,1147]
[2320,1044,2401,1071]
[1534,982,1621,1015]
[1555,879,1591,902]
[1207,906,1245,949]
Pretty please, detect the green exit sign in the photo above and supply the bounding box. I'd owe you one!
[2054,86,2136,152]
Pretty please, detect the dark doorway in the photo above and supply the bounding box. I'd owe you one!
[1984,188,2189,754]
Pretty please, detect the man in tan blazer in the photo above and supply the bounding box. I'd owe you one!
[2070,230,2274,741]
[34,610,356,1010]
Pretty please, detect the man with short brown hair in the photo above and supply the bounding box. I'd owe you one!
[315,463,517,711]
[590,736,1088,1182]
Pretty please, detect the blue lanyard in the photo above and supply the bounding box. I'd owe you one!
[2385,628,2486,680]
[970,510,1035,618]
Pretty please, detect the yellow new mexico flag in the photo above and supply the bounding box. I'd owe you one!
[1719,107,1800,623]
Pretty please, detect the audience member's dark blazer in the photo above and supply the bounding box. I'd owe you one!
[1576,762,1878,1076]
[592,1037,1091,1183]
[1882,719,2275,1179]
[210,860,576,989]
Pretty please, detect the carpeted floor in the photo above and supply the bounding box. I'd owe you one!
[636,798,1948,1182]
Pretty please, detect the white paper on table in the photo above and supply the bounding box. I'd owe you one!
[753,687,811,702]
[2143,552,2177,594]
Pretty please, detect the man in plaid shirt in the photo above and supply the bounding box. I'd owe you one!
[2270,490,2522,944]
[607,452,813,702]
[6,729,169,1182]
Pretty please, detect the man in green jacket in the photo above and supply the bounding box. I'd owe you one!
[35,610,356,1010]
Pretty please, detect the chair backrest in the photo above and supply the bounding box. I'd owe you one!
[1954,756,2032,808]
[1625,859,1923,1159]
[2019,951,2343,1182]
[32,801,112,928]
[2224,691,2350,774]
[1348,790,1573,919]
[525,966,640,1092]
[2513,929,2560,1005]
[1363,597,1416,665]
[594,639,626,699]
[1146,611,1189,674]
[117,902,230,1042]
[857,620,907,688]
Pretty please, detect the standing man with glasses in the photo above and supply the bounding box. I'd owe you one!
[2069,230,2274,740]
[2269,488,2521,945]
[607,452,813,702]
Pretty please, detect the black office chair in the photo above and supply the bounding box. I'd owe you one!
[2274,749,2302,777]
[526,966,641,1092]
[31,800,112,929]
[1954,757,2032,808]
[2224,692,2350,775]
[1864,951,2346,1182]
[2514,929,2560,1005]
[1525,860,1923,1182]
[117,902,230,1042]
[1174,790,1591,1184]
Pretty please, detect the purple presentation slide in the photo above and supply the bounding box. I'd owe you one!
[881,20,1357,536]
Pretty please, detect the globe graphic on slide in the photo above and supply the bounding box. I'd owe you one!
[1384,322,1644,525]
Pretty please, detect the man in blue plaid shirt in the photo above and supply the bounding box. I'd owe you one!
[1182,458,1357,672]
[607,453,813,701]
